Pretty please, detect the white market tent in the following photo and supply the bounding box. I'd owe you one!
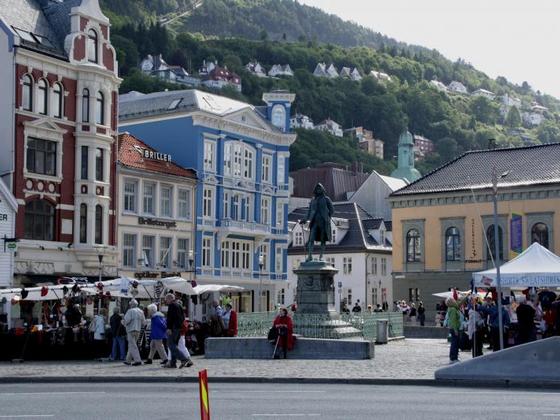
[0,284,96,302]
[473,242,560,288]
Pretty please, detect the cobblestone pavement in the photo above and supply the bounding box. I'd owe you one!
[0,339,472,381]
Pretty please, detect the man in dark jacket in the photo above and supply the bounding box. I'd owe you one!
[164,293,192,368]
[516,299,536,344]
[109,307,126,361]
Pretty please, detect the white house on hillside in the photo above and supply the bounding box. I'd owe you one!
[290,113,314,130]
[315,118,343,137]
[448,81,468,94]
[429,80,448,92]
[369,70,392,82]
[245,61,267,77]
[472,89,496,100]
[269,64,294,77]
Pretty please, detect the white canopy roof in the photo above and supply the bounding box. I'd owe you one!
[472,242,560,287]
[193,284,244,294]
[0,284,95,301]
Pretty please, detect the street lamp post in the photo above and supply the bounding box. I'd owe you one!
[258,254,264,312]
[97,254,103,311]
[491,166,509,351]
[188,250,195,319]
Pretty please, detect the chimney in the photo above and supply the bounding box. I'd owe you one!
[487,138,496,150]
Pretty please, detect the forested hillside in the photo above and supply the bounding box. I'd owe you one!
[103,0,560,174]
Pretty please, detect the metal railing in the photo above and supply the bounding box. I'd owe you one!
[237,311,404,340]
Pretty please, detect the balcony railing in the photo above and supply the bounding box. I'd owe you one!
[221,219,271,234]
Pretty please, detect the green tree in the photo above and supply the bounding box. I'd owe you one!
[505,106,521,128]
[470,96,500,125]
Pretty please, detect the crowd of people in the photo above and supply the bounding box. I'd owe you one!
[394,300,426,326]
[444,290,560,363]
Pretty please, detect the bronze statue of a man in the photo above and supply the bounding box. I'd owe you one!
[300,183,334,261]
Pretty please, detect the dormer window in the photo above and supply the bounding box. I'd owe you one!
[87,29,98,63]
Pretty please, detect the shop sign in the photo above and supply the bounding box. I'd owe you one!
[0,214,8,222]
[134,146,171,162]
[138,217,176,229]
[134,271,182,279]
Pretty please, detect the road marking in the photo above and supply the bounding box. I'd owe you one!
[0,416,54,418]
[217,391,325,394]
[0,392,105,396]
[252,415,320,417]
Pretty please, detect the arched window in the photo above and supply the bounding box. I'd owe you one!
[406,229,422,262]
[37,79,48,115]
[532,223,549,249]
[87,29,98,63]
[445,227,461,261]
[24,200,54,241]
[22,74,33,111]
[52,83,63,118]
[95,204,103,244]
[95,91,104,125]
[486,225,504,261]
[79,204,87,244]
[82,88,90,122]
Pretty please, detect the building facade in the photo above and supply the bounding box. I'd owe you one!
[288,203,393,311]
[0,0,120,285]
[119,89,296,311]
[117,133,197,281]
[390,143,560,321]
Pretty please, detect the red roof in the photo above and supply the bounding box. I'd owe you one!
[118,133,196,179]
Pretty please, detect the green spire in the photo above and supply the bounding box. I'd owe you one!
[391,129,422,183]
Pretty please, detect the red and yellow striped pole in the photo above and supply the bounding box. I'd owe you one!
[198,369,210,420]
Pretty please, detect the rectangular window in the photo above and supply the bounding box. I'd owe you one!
[277,155,285,185]
[143,182,155,215]
[259,244,269,271]
[203,188,213,218]
[178,189,191,219]
[159,237,172,269]
[79,204,87,244]
[276,203,284,229]
[343,257,353,274]
[295,231,303,246]
[221,241,230,268]
[372,258,378,275]
[381,258,387,276]
[242,242,251,270]
[243,196,251,222]
[223,192,230,219]
[124,180,137,213]
[232,242,241,269]
[275,246,283,273]
[261,196,270,224]
[223,143,232,176]
[262,154,272,183]
[160,185,172,217]
[371,288,378,306]
[123,233,137,268]
[142,235,155,268]
[95,148,104,182]
[327,257,335,267]
[233,144,242,177]
[243,148,253,179]
[94,205,103,244]
[202,237,212,267]
[81,146,88,180]
[177,238,190,270]
[26,138,56,176]
[204,141,215,172]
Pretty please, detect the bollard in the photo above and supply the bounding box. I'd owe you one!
[198,369,210,420]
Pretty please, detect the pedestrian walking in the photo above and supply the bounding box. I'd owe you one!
[222,303,238,337]
[272,307,294,359]
[145,304,168,365]
[109,307,126,361]
[123,299,145,366]
[467,298,484,357]
[164,293,193,368]
[352,301,362,313]
[516,297,536,344]
[417,302,426,326]
[446,297,461,363]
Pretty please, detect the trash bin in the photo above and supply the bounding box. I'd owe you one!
[376,319,389,344]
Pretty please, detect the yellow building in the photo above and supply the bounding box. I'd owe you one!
[389,143,560,320]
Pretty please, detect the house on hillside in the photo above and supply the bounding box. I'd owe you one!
[315,118,343,137]
[245,61,267,77]
[313,63,328,77]
[369,70,392,82]
[472,89,495,100]
[200,62,242,92]
[140,54,200,87]
[522,104,548,127]
[340,67,362,81]
[268,64,294,77]
[345,127,384,160]
[429,80,447,92]
[413,135,435,160]
[290,113,314,130]
[448,81,468,94]
[326,64,339,78]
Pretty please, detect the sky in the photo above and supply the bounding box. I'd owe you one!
[298,0,560,98]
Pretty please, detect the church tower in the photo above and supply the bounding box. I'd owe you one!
[391,129,422,183]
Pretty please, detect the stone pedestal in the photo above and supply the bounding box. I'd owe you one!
[294,260,362,339]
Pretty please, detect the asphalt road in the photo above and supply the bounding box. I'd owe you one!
[0,382,559,419]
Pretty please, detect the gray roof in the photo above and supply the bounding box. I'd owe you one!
[119,89,282,133]
[288,202,389,253]
[0,0,78,58]
[392,143,560,197]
